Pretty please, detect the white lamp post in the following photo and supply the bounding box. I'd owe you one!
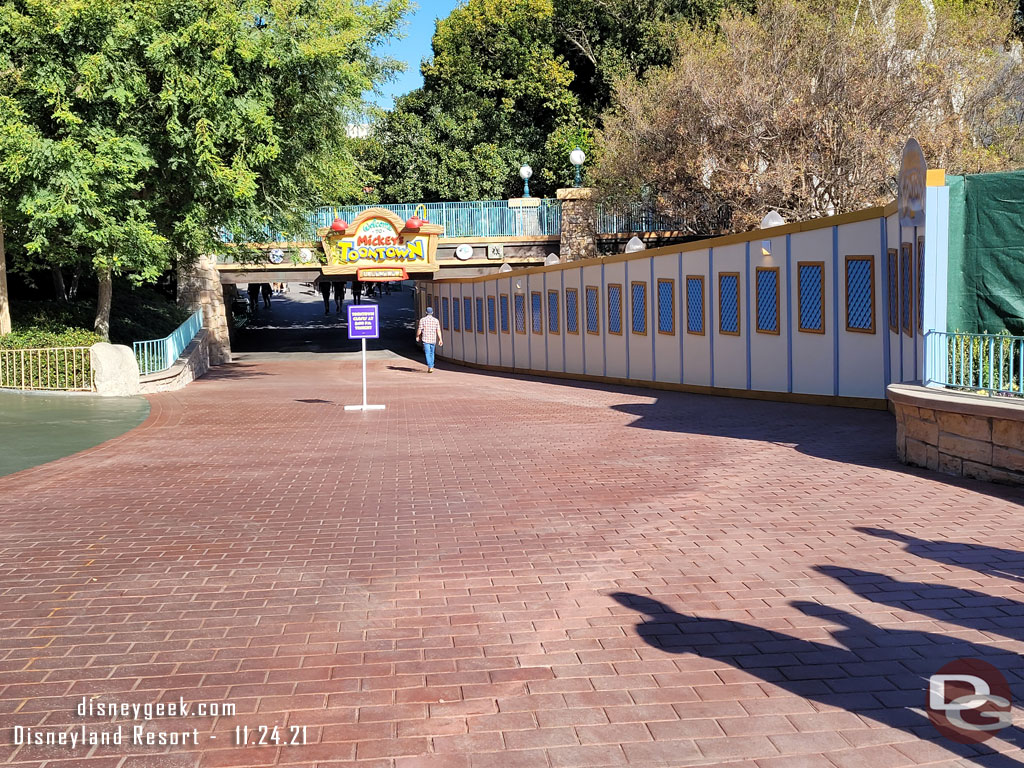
[519,165,533,198]
[569,147,586,187]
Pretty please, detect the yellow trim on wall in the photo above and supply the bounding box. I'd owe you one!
[926,169,946,187]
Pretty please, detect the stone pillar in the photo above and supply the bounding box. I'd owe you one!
[556,187,598,261]
[178,254,231,365]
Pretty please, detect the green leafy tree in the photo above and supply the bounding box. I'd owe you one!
[552,0,746,116]
[594,0,1024,233]
[366,0,589,202]
[0,0,405,337]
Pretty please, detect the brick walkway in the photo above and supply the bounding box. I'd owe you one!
[2,357,1023,768]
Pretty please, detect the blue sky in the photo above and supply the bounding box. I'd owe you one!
[370,0,462,109]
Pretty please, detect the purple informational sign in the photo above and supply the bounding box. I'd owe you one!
[347,305,379,339]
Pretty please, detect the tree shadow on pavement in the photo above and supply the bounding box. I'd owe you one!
[855,528,1024,584]
[611,591,1024,768]
[201,364,274,381]
[813,564,1024,647]
[609,396,1024,503]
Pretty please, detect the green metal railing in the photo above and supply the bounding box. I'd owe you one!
[224,198,687,243]
[133,309,204,375]
[925,330,1024,397]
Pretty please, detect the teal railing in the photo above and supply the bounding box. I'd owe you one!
[925,330,1024,397]
[134,309,204,375]
[226,198,688,243]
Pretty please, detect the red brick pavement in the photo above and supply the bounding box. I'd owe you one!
[1,357,1023,768]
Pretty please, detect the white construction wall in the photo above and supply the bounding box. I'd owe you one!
[422,205,905,405]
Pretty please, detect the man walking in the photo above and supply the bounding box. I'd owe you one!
[415,307,443,373]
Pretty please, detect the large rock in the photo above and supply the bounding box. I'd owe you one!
[91,342,141,396]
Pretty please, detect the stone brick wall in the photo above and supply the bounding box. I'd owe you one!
[889,384,1024,485]
[178,254,231,364]
[556,187,597,262]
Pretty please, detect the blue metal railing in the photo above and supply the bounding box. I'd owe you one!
[925,330,1024,397]
[133,309,204,375]
[223,198,688,243]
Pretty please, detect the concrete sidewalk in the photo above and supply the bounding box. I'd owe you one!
[1,356,1023,768]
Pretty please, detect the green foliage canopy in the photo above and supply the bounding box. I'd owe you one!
[0,0,406,287]
[366,0,591,202]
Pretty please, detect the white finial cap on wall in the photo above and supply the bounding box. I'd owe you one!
[624,236,646,253]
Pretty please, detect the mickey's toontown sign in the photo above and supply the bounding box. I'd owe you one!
[319,208,443,276]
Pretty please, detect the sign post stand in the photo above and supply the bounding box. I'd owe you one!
[344,305,385,411]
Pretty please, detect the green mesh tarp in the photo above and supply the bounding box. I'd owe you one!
[946,171,1024,335]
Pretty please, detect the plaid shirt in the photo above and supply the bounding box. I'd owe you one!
[418,314,441,344]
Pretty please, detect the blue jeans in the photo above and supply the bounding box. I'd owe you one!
[424,343,436,368]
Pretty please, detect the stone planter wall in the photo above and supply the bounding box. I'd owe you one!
[888,383,1024,485]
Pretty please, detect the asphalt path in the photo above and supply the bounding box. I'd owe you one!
[230,281,423,360]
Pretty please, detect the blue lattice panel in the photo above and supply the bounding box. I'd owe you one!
[798,264,823,332]
[452,296,461,331]
[531,292,542,333]
[566,289,579,333]
[917,245,924,330]
[500,294,510,333]
[686,277,703,334]
[608,285,622,334]
[514,294,526,333]
[848,257,875,332]
[548,292,559,334]
[441,297,450,330]
[586,287,599,333]
[900,247,912,334]
[476,297,484,334]
[719,274,739,334]
[631,283,646,334]
[756,269,778,333]
[887,251,899,331]
[657,281,674,334]
[464,297,472,332]
[487,296,496,333]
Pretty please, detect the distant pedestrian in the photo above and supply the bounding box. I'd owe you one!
[353,281,363,305]
[247,283,260,314]
[334,282,344,313]
[318,280,332,314]
[260,283,272,308]
[415,307,443,373]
